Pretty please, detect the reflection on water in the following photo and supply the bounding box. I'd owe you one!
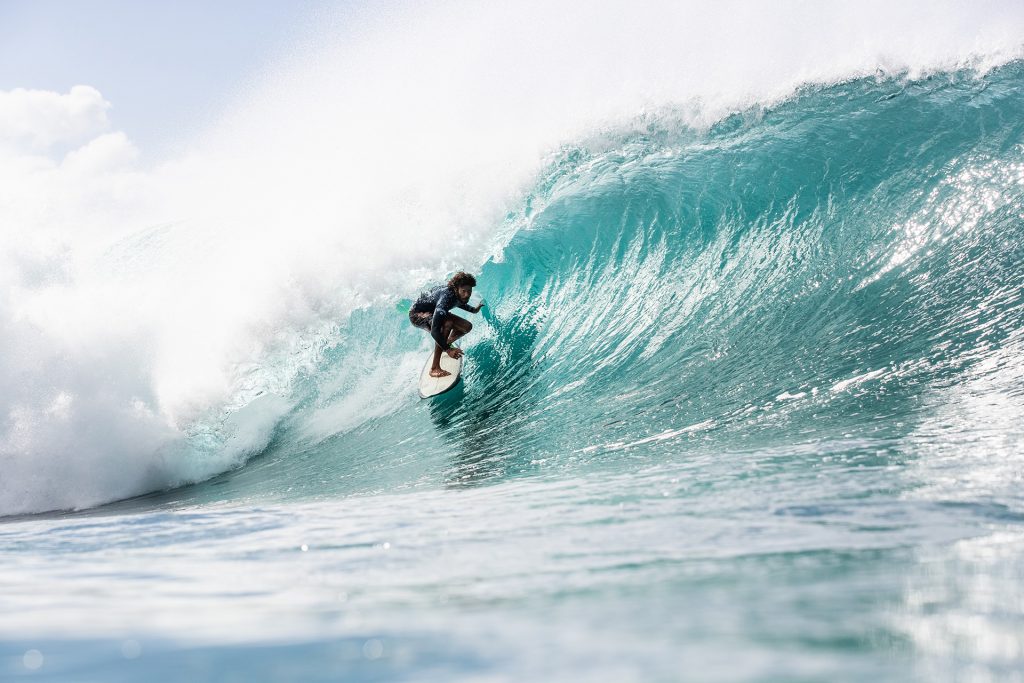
[895,340,1024,680]
[430,306,545,488]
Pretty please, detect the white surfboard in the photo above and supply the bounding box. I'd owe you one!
[418,347,462,399]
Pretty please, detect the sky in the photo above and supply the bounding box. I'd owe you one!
[0,0,333,156]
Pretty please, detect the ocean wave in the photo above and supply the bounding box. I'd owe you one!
[2,1,1023,516]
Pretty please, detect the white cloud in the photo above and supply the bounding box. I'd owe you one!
[0,85,111,154]
[0,86,146,243]
[62,131,139,173]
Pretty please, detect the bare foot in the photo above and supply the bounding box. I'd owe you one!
[430,368,451,378]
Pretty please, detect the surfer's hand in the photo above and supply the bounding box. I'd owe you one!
[446,347,463,359]
[473,300,485,313]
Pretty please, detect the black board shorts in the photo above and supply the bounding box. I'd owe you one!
[409,310,432,331]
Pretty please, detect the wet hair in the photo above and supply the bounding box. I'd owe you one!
[448,271,477,290]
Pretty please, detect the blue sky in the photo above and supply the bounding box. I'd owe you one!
[0,0,334,155]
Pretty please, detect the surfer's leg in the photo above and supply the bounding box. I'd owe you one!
[430,342,447,376]
[447,316,472,344]
[430,318,458,377]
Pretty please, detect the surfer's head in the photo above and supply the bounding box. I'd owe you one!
[448,271,476,302]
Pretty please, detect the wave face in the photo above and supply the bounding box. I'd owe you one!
[159,61,1024,509]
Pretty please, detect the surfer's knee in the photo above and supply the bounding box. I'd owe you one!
[447,315,471,333]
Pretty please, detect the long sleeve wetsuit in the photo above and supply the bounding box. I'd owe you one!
[410,285,473,350]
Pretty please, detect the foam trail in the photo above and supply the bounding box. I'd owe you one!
[1,0,1023,516]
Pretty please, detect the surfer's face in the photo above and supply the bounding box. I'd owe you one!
[456,285,472,302]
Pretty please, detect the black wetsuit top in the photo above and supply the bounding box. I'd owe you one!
[410,285,472,350]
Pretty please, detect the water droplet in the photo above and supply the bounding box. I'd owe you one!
[363,639,384,660]
[23,649,43,670]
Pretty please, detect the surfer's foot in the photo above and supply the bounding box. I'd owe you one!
[430,368,451,378]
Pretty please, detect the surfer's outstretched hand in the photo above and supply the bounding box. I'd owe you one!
[447,347,464,359]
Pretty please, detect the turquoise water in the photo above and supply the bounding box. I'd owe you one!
[3,63,1024,681]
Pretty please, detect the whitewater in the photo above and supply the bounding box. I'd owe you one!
[2,1,1024,680]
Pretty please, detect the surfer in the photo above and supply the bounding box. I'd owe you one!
[408,272,484,378]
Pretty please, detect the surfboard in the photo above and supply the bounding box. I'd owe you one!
[418,347,462,399]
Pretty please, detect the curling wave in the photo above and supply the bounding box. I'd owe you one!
[190,62,1024,506]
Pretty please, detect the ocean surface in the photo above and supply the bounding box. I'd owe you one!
[3,4,1024,681]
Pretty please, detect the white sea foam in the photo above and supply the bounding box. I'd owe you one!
[1,0,1022,515]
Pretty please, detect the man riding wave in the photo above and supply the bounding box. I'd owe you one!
[408,271,483,378]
